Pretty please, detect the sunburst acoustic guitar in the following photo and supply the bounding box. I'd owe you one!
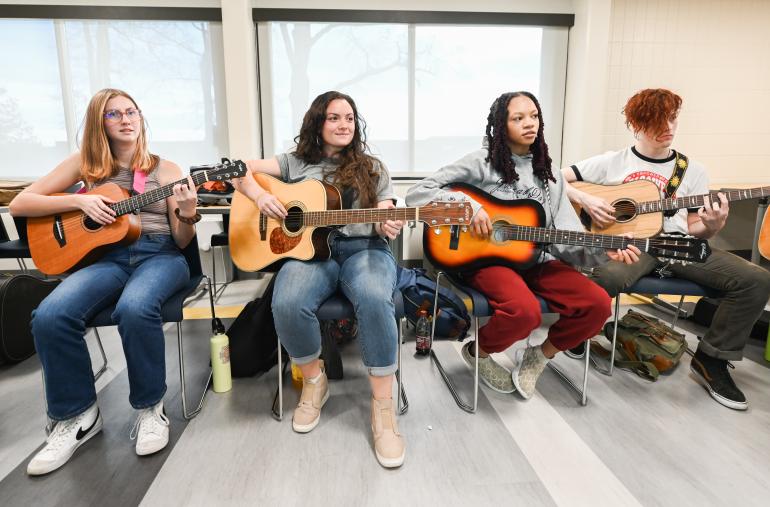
[27,159,247,275]
[229,173,473,272]
[423,184,711,272]
[571,180,770,236]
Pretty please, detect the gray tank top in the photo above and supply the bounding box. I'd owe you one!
[91,163,171,235]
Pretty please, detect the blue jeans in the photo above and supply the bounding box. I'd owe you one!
[272,235,398,376]
[32,234,189,420]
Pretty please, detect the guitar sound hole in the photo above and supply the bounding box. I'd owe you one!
[284,207,304,233]
[83,216,102,231]
[612,199,636,223]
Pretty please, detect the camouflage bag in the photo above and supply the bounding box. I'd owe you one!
[593,309,688,381]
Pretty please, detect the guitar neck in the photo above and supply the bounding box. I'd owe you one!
[304,208,419,226]
[499,225,652,252]
[638,186,770,215]
[108,172,211,217]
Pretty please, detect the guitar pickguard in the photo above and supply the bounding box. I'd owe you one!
[270,227,302,254]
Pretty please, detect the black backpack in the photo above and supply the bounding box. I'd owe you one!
[226,275,281,377]
[0,274,61,364]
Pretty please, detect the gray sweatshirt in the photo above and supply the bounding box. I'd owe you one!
[405,148,608,267]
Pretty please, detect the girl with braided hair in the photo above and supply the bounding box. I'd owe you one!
[406,91,640,399]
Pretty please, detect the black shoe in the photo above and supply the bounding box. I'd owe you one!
[564,342,585,360]
[690,349,748,410]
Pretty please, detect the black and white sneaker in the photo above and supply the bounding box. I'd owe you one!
[690,349,748,411]
[564,342,586,360]
[27,404,102,476]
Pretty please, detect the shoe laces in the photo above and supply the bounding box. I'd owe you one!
[130,405,169,441]
[43,416,83,453]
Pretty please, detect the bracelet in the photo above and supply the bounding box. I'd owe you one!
[175,207,202,225]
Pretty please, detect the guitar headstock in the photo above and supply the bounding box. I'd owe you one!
[418,201,473,226]
[192,158,248,182]
[649,234,711,264]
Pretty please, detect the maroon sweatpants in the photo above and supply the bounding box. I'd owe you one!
[465,260,611,354]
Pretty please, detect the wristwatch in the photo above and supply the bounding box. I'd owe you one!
[175,207,202,225]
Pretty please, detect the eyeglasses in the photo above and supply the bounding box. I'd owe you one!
[103,108,142,123]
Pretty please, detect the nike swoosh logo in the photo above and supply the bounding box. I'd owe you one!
[76,409,100,441]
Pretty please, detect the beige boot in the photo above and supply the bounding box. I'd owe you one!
[371,397,405,468]
[292,370,329,433]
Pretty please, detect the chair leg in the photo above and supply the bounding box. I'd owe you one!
[91,328,108,381]
[671,295,685,329]
[546,338,590,406]
[17,258,29,272]
[271,336,287,421]
[177,322,212,420]
[593,295,620,376]
[210,245,217,294]
[396,316,409,415]
[428,270,479,413]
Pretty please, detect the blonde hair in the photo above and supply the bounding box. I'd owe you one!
[80,88,159,184]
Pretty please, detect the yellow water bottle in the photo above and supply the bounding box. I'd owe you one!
[210,317,232,393]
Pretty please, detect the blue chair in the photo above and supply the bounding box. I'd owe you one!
[85,235,214,420]
[0,216,31,272]
[429,271,591,411]
[271,289,409,420]
[598,275,723,376]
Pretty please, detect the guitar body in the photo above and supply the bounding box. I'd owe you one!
[423,184,544,272]
[229,173,341,272]
[571,180,663,237]
[27,183,142,275]
[760,207,770,261]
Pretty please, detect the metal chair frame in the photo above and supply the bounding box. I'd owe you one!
[271,291,409,420]
[428,270,591,412]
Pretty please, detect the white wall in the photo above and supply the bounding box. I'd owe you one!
[597,0,770,185]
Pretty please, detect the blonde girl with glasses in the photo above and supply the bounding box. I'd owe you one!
[10,88,200,475]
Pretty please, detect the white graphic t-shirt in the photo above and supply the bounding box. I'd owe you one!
[571,146,709,235]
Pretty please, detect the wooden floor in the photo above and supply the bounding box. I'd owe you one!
[1,278,769,507]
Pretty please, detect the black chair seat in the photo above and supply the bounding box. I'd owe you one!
[315,289,404,321]
[0,240,31,258]
[210,232,228,248]
[627,276,723,299]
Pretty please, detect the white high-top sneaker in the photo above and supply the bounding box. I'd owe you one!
[130,401,170,456]
[27,404,102,476]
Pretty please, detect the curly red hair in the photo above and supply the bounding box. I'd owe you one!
[622,88,682,136]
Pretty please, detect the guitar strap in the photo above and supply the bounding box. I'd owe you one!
[662,151,688,217]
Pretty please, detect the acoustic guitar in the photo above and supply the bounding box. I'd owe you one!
[760,207,770,261]
[423,184,711,272]
[228,173,473,272]
[28,159,247,275]
[571,180,770,236]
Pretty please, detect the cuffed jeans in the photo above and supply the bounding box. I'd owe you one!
[591,248,770,361]
[32,234,189,420]
[272,235,398,377]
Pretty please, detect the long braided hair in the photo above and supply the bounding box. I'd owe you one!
[294,91,380,208]
[484,91,554,185]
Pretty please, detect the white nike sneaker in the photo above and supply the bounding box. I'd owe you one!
[27,404,102,476]
[130,401,170,456]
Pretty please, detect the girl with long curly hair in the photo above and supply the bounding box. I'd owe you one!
[407,91,639,400]
[11,88,199,475]
[233,91,405,468]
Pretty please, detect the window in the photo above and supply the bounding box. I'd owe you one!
[258,17,569,174]
[0,18,228,180]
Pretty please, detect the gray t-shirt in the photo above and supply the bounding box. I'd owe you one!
[276,152,396,237]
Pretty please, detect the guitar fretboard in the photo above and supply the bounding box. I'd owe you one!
[500,225,665,252]
[107,167,239,217]
[637,186,770,214]
[302,208,419,226]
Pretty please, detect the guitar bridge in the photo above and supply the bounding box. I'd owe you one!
[52,215,65,247]
[449,225,460,250]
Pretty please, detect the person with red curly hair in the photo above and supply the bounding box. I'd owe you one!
[563,88,770,411]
